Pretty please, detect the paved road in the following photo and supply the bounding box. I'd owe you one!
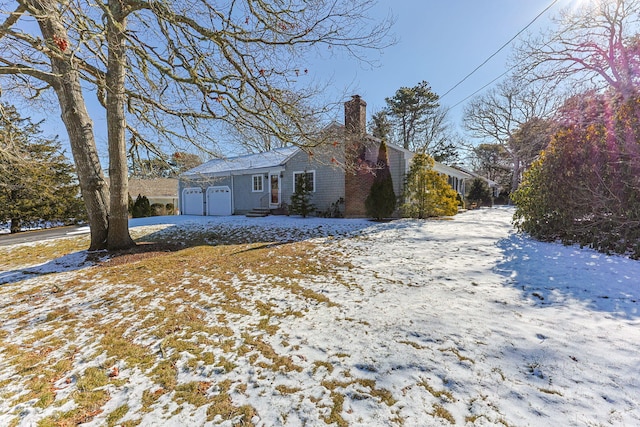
[0,226,90,247]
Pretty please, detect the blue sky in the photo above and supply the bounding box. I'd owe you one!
[307,0,577,130]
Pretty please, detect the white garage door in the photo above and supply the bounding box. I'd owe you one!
[207,186,232,216]
[182,187,203,215]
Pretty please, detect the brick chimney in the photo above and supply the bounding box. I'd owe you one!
[344,95,373,218]
[344,95,367,138]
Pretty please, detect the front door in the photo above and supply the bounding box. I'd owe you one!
[269,173,280,208]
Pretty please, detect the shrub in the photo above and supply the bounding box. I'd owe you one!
[318,198,344,218]
[290,171,315,218]
[151,203,165,216]
[365,141,396,220]
[467,178,492,208]
[132,194,153,218]
[128,193,134,216]
[512,92,640,258]
[401,153,458,218]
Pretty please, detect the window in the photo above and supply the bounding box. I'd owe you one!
[293,170,315,192]
[252,175,264,192]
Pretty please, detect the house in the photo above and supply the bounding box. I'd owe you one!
[451,166,502,198]
[433,162,472,197]
[106,177,179,213]
[127,178,179,208]
[178,96,472,217]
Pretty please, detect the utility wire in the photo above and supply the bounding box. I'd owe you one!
[440,0,560,100]
[449,66,513,111]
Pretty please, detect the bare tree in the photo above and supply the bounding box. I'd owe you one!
[0,103,29,171]
[470,143,511,184]
[518,0,640,99]
[222,93,327,154]
[419,106,459,164]
[0,0,393,250]
[0,1,111,250]
[463,78,557,192]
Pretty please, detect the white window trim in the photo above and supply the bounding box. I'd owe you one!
[252,174,264,192]
[293,170,316,193]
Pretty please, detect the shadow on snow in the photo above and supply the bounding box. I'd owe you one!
[495,233,640,319]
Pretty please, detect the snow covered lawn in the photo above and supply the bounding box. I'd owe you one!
[0,207,638,426]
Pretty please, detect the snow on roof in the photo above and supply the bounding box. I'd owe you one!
[181,146,300,177]
[453,165,500,187]
[432,162,473,179]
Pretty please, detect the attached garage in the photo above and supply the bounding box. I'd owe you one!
[179,146,300,216]
[181,187,203,215]
[207,186,232,216]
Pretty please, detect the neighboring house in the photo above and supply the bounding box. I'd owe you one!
[452,166,502,198]
[125,178,179,212]
[179,96,471,217]
[433,162,473,197]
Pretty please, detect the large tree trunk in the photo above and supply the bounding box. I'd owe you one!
[105,0,134,250]
[10,218,20,234]
[32,1,110,251]
[511,157,522,195]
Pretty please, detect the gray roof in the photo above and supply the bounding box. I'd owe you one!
[181,146,299,177]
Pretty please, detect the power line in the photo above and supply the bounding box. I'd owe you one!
[449,66,513,111]
[440,0,560,101]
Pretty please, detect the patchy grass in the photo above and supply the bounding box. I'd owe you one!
[417,377,454,402]
[106,404,129,427]
[539,388,563,396]
[440,347,475,364]
[0,226,358,426]
[0,235,89,270]
[398,340,426,349]
[275,384,302,395]
[0,218,542,426]
[431,403,455,424]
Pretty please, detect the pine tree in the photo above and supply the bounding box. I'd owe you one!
[401,153,458,218]
[385,81,440,150]
[290,171,315,218]
[0,104,85,233]
[467,178,492,208]
[365,141,396,220]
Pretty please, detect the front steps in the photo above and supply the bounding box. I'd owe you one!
[245,207,271,217]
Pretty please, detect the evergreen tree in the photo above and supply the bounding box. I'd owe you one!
[365,141,396,220]
[401,153,458,219]
[467,178,492,208]
[0,104,85,233]
[132,194,153,218]
[385,81,440,150]
[369,111,392,141]
[290,171,315,218]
